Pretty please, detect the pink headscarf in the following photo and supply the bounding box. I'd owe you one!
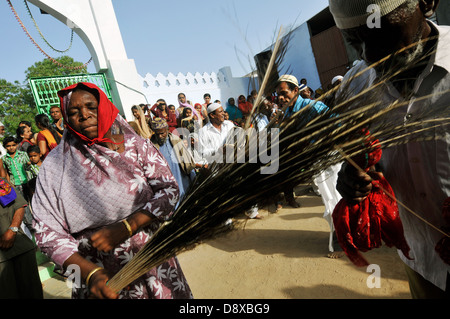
[176,95,202,126]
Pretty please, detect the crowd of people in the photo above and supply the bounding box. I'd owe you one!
[0,78,329,298]
[1,0,449,300]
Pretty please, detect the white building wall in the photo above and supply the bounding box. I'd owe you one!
[265,23,322,92]
[29,0,146,121]
[139,66,256,109]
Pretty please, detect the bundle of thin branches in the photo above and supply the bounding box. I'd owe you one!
[107,35,450,293]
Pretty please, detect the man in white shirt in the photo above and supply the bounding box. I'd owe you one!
[198,103,238,164]
[330,0,450,298]
[198,103,262,219]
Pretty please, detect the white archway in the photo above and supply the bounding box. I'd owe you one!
[27,0,144,120]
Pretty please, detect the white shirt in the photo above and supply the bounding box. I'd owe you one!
[0,144,6,158]
[340,22,450,290]
[253,114,269,132]
[197,120,236,164]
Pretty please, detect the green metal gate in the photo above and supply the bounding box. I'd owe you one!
[28,73,113,115]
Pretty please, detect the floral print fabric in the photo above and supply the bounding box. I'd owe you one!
[32,115,192,299]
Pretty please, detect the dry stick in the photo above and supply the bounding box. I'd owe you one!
[245,26,284,130]
[326,37,438,118]
[108,40,448,291]
[334,146,450,239]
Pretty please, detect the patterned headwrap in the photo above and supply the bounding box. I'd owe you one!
[57,82,119,146]
[151,117,168,130]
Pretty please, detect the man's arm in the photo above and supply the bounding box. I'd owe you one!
[0,206,25,250]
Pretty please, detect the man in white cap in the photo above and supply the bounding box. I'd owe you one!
[276,75,328,119]
[197,103,237,164]
[331,75,343,87]
[299,83,312,99]
[330,0,450,298]
[275,75,329,209]
[198,103,262,219]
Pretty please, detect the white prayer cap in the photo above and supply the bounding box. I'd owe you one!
[329,0,411,29]
[277,74,299,87]
[207,103,222,114]
[331,75,344,85]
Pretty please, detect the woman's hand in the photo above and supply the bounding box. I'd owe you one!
[90,221,130,253]
[88,268,118,299]
[63,253,119,299]
[90,211,155,253]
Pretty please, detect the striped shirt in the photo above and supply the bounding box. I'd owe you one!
[25,163,40,182]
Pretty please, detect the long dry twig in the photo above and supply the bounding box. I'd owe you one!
[107,34,450,293]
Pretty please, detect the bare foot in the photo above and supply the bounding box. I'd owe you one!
[327,251,345,259]
[275,202,282,213]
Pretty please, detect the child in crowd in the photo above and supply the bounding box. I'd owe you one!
[1,137,30,199]
[25,145,42,199]
[1,136,33,230]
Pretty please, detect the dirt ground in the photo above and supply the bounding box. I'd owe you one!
[177,186,412,299]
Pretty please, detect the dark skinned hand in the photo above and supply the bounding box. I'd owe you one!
[336,162,383,203]
[0,230,16,250]
[88,268,119,299]
[90,221,129,253]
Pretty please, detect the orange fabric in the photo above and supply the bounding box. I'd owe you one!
[39,129,59,150]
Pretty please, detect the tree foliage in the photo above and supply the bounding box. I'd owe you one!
[0,79,34,138]
[0,56,87,139]
[25,55,87,79]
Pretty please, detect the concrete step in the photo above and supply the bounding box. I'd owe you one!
[38,261,57,282]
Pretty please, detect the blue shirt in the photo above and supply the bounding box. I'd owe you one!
[159,140,194,208]
[226,104,243,121]
[284,96,328,119]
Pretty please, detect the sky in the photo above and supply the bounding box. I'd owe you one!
[1,0,329,85]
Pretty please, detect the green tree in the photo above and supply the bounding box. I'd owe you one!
[0,79,34,138]
[25,55,87,79]
[24,55,88,111]
[0,56,87,139]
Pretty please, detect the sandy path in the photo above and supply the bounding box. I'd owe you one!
[177,190,411,299]
[42,188,412,299]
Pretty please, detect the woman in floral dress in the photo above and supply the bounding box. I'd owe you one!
[31,82,192,299]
